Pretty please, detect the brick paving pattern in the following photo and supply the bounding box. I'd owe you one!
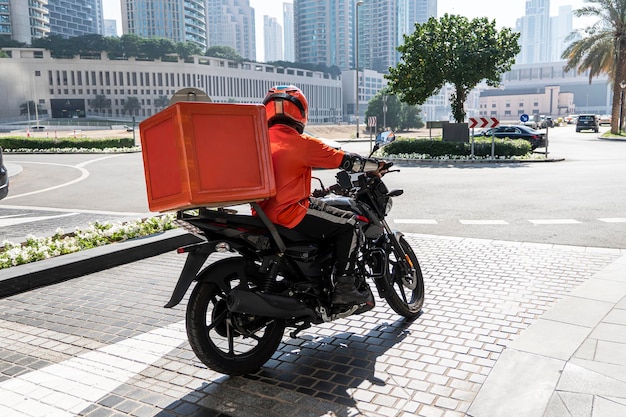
[0,233,621,417]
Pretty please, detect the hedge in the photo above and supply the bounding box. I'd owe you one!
[0,136,135,150]
[382,137,531,158]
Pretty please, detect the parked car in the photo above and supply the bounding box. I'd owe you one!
[564,115,577,124]
[576,114,599,133]
[474,125,546,149]
[598,114,612,126]
[0,147,9,200]
[522,120,538,129]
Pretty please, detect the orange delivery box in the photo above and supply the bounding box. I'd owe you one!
[139,102,276,212]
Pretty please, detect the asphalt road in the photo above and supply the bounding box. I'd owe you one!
[1,124,625,248]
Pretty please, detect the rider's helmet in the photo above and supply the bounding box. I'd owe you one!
[263,85,308,133]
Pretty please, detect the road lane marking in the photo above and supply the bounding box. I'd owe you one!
[529,219,581,225]
[394,219,438,224]
[2,156,122,201]
[0,212,78,227]
[598,218,626,223]
[0,204,149,217]
[0,320,186,416]
[459,220,509,225]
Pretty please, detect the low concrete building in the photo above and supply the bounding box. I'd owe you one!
[479,85,575,122]
[0,47,343,124]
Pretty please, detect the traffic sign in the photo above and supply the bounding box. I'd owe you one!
[520,114,529,123]
[368,116,377,127]
[468,117,499,129]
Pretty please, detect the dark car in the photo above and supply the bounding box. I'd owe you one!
[576,114,599,133]
[474,125,547,150]
[0,147,8,200]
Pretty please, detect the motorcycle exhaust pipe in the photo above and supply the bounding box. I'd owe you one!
[227,289,316,320]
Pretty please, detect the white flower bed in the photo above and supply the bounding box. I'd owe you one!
[0,214,176,269]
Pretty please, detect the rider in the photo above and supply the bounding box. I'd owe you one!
[258,85,385,306]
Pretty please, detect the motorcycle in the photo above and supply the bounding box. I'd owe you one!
[164,143,425,376]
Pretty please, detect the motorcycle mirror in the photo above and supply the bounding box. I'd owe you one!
[375,131,396,147]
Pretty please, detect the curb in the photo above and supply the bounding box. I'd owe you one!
[0,229,202,298]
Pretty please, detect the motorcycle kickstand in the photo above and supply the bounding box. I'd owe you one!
[290,322,311,339]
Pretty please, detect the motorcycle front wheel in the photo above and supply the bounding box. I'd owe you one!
[186,257,286,376]
[383,236,424,319]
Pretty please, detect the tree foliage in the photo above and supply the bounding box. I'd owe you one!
[205,46,244,62]
[365,90,423,131]
[123,97,141,115]
[386,14,520,123]
[562,0,626,134]
[19,101,44,116]
[154,95,170,110]
[91,94,111,114]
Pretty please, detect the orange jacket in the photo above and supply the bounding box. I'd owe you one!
[257,124,344,228]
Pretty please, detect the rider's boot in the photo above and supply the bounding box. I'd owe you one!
[332,275,374,307]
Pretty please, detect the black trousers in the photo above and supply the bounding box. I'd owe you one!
[291,197,359,276]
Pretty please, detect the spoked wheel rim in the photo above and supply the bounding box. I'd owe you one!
[186,258,285,375]
[384,236,425,318]
[204,287,279,358]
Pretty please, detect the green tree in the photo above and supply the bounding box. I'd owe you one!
[141,37,175,60]
[154,95,170,110]
[366,90,423,131]
[176,41,203,60]
[123,97,141,116]
[205,46,243,62]
[32,34,76,58]
[19,101,44,116]
[386,14,520,123]
[91,94,111,114]
[562,0,626,134]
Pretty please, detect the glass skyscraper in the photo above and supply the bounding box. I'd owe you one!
[47,0,104,38]
[1,0,50,44]
[122,0,207,49]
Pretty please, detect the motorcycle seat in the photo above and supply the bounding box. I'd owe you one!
[196,208,314,244]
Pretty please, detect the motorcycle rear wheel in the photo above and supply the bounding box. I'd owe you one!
[186,258,286,376]
[383,236,424,319]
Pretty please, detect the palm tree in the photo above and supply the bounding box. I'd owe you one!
[123,97,141,116]
[562,0,626,134]
[154,95,169,110]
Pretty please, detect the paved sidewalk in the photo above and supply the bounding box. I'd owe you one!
[468,253,626,417]
[0,233,624,417]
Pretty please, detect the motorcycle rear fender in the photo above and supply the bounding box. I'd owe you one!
[164,241,217,308]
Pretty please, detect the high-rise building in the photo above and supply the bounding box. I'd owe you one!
[103,19,117,37]
[410,0,436,26]
[293,0,436,73]
[207,0,256,61]
[283,2,294,62]
[47,0,104,38]
[264,16,282,62]
[1,0,50,44]
[516,0,551,64]
[294,0,354,70]
[550,5,573,62]
[358,0,401,73]
[122,0,207,49]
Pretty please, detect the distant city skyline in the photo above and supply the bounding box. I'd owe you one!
[103,0,594,61]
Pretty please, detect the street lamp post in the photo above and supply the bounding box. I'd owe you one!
[383,95,388,130]
[355,1,363,138]
[619,81,626,134]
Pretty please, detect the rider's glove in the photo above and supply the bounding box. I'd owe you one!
[340,153,381,173]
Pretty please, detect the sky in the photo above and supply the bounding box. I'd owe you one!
[103,0,593,61]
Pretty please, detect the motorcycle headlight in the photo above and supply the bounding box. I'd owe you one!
[385,198,393,215]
